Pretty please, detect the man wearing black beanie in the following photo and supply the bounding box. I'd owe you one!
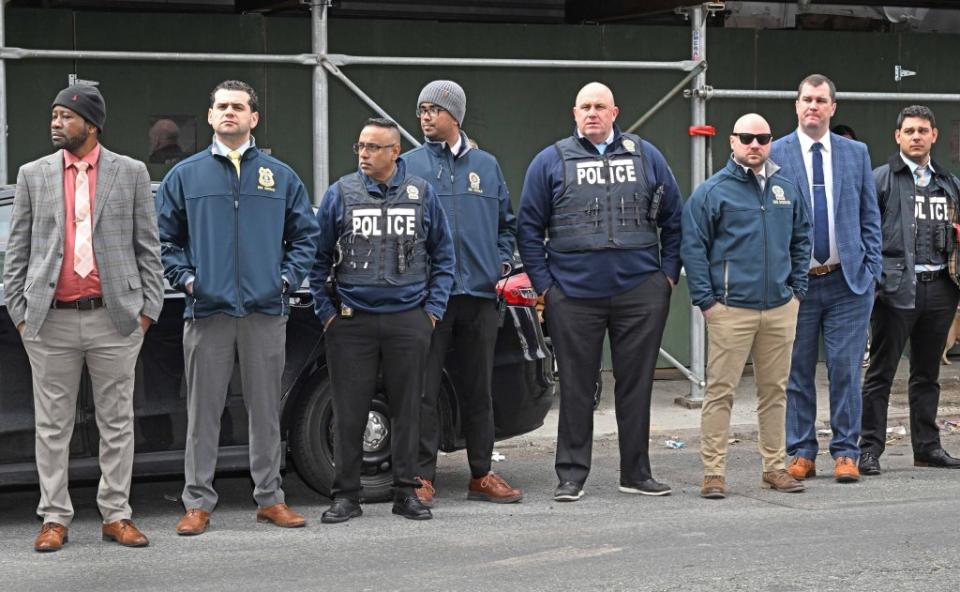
[4,84,164,552]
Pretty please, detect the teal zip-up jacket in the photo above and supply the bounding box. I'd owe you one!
[403,131,516,299]
[682,157,811,312]
[156,144,319,319]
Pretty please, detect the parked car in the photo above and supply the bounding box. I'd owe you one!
[0,184,555,502]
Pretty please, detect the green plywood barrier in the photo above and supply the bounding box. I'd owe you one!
[5,9,960,368]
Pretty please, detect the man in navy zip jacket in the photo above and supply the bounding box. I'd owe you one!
[403,80,522,506]
[518,82,682,502]
[311,118,455,523]
[682,113,811,499]
[156,80,319,535]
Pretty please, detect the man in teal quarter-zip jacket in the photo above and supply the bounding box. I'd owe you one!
[403,80,523,506]
[682,113,811,500]
[156,80,318,536]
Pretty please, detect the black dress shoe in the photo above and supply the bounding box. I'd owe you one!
[619,478,672,496]
[859,452,881,475]
[553,481,584,502]
[914,448,960,468]
[392,496,433,520]
[321,498,362,524]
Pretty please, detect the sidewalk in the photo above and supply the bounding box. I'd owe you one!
[511,358,960,446]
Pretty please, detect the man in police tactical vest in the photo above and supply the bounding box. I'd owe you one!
[311,118,455,522]
[517,82,683,501]
[859,105,960,474]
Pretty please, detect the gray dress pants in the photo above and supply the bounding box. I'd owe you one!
[180,313,287,512]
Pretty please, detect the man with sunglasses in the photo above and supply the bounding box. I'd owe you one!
[771,74,882,484]
[311,118,454,523]
[518,82,682,502]
[682,114,811,498]
[859,105,960,473]
[402,80,522,507]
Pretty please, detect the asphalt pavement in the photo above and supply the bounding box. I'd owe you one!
[1,359,959,592]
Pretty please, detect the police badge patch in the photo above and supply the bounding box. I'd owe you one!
[771,185,791,205]
[258,167,276,191]
[622,138,636,153]
[406,184,420,200]
[468,172,482,193]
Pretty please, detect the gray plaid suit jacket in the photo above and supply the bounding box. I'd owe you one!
[3,146,164,338]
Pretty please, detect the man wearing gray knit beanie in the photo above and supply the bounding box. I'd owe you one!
[404,81,522,506]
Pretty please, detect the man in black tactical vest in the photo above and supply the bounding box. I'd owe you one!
[310,118,455,522]
[517,82,684,501]
[860,105,960,474]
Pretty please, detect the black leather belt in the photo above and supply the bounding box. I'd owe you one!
[917,269,947,282]
[51,297,105,310]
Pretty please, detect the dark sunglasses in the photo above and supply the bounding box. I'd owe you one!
[732,133,773,146]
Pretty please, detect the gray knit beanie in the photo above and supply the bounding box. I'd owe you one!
[417,80,466,124]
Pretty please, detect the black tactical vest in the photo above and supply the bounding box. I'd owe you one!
[335,173,429,287]
[913,179,951,267]
[547,133,660,253]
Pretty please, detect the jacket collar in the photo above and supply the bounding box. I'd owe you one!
[724,155,781,181]
[358,156,408,196]
[887,151,943,177]
[423,130,472,159]
[572,125,624,154]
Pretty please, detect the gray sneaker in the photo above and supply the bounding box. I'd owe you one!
[553,481,584,502]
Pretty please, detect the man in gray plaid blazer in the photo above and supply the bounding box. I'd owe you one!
[3,84,164,552]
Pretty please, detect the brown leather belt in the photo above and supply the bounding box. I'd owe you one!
[51,297,104,310]
[808,263,841,277]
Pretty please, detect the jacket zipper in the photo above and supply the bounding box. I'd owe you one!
[723,260,729,304]
[603,155,614,243]
[442,151,465,290]
[758,178,768,309]
[233,157,242,316]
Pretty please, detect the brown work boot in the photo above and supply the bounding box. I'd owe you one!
[34,522,68,552]
[256,503,306,528]
[415,477,435,508]
[175,508,210,536]
[467,472,523,504]
[761,469,806,492]
[834,456,861,483]
[102,519,149,547]
[787,456,816,480]
[700,475,727,499]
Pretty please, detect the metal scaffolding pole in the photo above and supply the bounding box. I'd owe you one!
[680,3,709,407]
[327,54,700,72]
[702,88,960,102]
[0,47,317,64]
[0,0,7,185]
[312,1,329,201]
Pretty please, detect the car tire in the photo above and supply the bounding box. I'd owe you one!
[289,372,394,503]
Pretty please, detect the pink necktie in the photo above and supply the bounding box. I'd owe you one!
[73,161,94,278]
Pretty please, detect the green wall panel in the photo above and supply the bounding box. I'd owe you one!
[6,9,960,368]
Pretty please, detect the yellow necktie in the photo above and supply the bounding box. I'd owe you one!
[228,150,241,178]
[73,161,94,278]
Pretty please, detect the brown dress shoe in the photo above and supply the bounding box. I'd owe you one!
[467,472,523,503]
[176,508,211,536]
[256,503,306,528]
[761,469,806,492]
[34,522,68,552]
[834,456,861,483]
[415,477,435,508]
[700,475,726,499]
[787,457,816,480]
[102,519,149,547]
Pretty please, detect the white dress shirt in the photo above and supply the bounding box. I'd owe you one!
[797,130,840,267]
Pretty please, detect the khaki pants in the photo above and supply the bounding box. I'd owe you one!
[22,308,144,526]
[701,299,799,475]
